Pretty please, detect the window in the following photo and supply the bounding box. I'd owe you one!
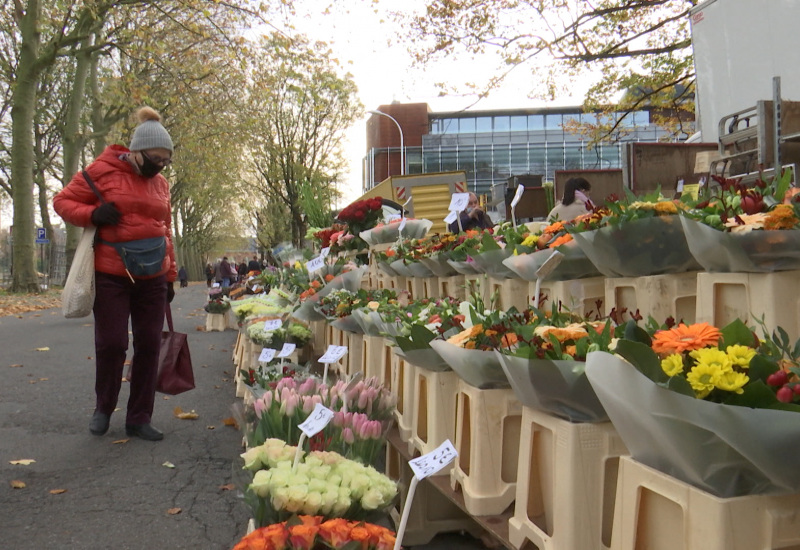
[544,114,562,130]
[440,150,458,171]
[441,118,459,134]
[528,114,544,131]
[459,117,476,133]
[632,110,650,127]
[430,119,442,134]
[423,149,440,172]
[562,113,581,129]
[510,115,527,132]
[476,117,493,132]
[581,113,598,126]
[546,145,564,172]
[564,146,583,170]
[510,146,528,173]
[494,116,510,131]
[493,146,510,173]
[407,148,423,174]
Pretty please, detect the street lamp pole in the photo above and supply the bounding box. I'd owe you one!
[368,110,404,176]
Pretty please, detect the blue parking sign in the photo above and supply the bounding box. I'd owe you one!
[35,227,49,244]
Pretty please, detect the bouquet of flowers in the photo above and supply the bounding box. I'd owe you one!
[246,320,313,349]
[389,296,465,371]
[586,318,800,496]
[232,515,397,550]
[679,168,800,271]
[359,217,433,245]
[241,440,399,526]
[568,191,701,277]
[204,297,231,314]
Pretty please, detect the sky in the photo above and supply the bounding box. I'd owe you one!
[285,2,593,205]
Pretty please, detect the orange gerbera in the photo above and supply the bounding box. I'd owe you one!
[651,322,721,355]
[543,221,565,234]
[446,324,483,347]
[535,323,588,342]
[548,234,574,248]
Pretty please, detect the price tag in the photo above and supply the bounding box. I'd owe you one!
[398,217,407,233]
[511,184,525,208]
[298,403,334,437]
[320,247,331,259]
[408,439,458,480]
[263,319,282,331]
[306,255,325,273]
[277,342,296,358]
[252,284,261,293]
[248,276,255,282]
[258,348,277,363]
[444,211,458,224]
[676,179,685,192]
[318,344,348,363]
[448,193,469,213]
[211,282,220,288]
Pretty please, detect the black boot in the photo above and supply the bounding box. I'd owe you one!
[89,411,110,436]
[125,424,164,441]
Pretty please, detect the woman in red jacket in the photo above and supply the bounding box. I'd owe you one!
[54,106,177,441]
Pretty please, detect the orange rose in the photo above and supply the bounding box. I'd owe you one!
[262,524,290,549]
[319,518,351,547]
[324,273,335,282]
[349,526,371,549]
[548,234,573,248]
[310,280,321,289]
[288,524,318,549]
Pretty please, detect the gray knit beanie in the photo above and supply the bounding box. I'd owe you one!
[129,106,173,152]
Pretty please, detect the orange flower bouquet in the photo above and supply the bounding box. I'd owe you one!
[586,318,800,497]
[232,515,397,550]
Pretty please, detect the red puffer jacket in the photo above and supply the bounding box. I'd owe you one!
[54,144,177,282]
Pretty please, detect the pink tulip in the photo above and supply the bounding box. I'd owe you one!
[299,378,317,395]
[285,394,298,416]
[302,396,315,414]
[342,427,355,444]
[332,411,345,428]
[253,398,265,419]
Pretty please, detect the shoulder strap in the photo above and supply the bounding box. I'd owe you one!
[165,302,175,332]
[82,170,106,204]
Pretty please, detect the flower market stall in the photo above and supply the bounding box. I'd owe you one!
[206,179,800,550]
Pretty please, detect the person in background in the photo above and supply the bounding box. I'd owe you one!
[448,192,494,233]
[238,259,248,281]
[178,266,188,288]
[247,255,261,273]
[205,263,214,287]
[218,256,232,287]
[547,177,594,222]
[53,106,176,441]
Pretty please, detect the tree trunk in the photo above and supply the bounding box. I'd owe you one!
[10,0,43,292]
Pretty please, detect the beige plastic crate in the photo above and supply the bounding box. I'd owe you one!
[232,331,244,366]
[362,336,384,381]
[604,272,697,323]
[696,270,800,341]
[464,273,489,304]
[451,381,522,516]
[422,277,442,299]
[535,277,606,317]
[437,274,466,300]
[509,407,628,550]
[488,277,532,310]
[205,312,228,331]
[404,276,426,300]
[379,339,394,389]
[409,366,459,466]
[612,456,800,550]
[310,320,327,355]
[391,352,415,442]
[344,332,364,377]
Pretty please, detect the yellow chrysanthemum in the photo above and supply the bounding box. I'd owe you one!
[653,201,679,215]
[661,354,685,377]
[726,344,756,368]
[686,363,723,399]
[690,347,733,372]
[521,235,538,247]
[715,369,749,394]
[630,201,656,210]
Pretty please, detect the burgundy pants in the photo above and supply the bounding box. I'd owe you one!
[93,272,167,425]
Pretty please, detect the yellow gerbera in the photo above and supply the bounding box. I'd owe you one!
[661,354,684,377]
[726,344,756,368]
[715,370,749,394]
[686,363,722,399]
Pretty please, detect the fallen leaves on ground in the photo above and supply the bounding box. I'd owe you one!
[206,425,215,430]
[166,508,182,515]
[10,480,26,489]
[162,461,176,469]
[222,417,238,429]
[9,459,35,465]
[219,484,235,491]
[173,407,198,420]
[0,291,62,317]
[112,439,129,445]
[34,347,50,352]
[49,489,67,495]
[9,364,23,368]
[195,326,205,332]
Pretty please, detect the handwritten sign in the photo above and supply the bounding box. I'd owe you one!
[444,211,458,224]
[408,440,458,479]
[398,217,407,233]
[511,184,525,208]
[277,343,296,358]
[306,256,325,274]
[318,345,348,364]
[263,319,282,332]
[298,403,334,437]
[258,348,277,363]
[448,193,469,213]
[320,247,331,259]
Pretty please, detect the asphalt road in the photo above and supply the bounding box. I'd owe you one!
[0,283,489,550]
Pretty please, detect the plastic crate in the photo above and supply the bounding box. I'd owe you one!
[535,277,606,317]
[409,366,459,464]
[450,381,522,516]
[422,277,442,299]
[205,312,228,331]
[404,276,426,300]
[310,320,327,354]
[437,275,466,300]
[488,277,532,310]
[464,273,489,305]
[509,407,628,550]
[392,352,415,442]
[379,339,395,389]
[604,272,697,323]
[361,335,382,380]
[611,456,800,550]
[344,332,364,377]
[696,270,800,341]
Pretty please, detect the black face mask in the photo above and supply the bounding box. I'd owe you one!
[138,154,164,178]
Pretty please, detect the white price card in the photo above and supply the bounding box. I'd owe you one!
[448,192,470,213]
[277,342,296,358]
[306,255,325,274]
[320,247,331,259]
[298,403,335,437]
[444,210,458,225]
[211,282,220,288]
[258,348,277,363]
[398,217,407,233]
[263,319,282,331]
[248,276,256,282]
[510,184,525,208]
[408,439,458,480]
[318,345,348,364]
[252,284,261,293]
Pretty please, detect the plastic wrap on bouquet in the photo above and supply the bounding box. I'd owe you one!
[337,265,369,291]
[404,260,435,278]
[571,216,701,277]
[330,315,363,334]
[586,350,800,497]
[394,346,452,372]
[419,255,458,277]
[680,216,800,272]
[375,261,398,277]
[502,241,601,281]
[430,340,510,389]
[359,219,433,245]
[469,249,517,279]
[292,295,326,322]
[292,266,367,322]
[389,259,413,277]
[447,259,482,275]
[497,352,608,423]
[351,309,404,337]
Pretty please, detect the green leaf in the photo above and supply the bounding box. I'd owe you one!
[480,231,501,251]
[614,340,668,384]
[665,375,694,397]
[623,320,651,345]
[723,380,785,409]
[719,318,757,348]
[748,355,779,383]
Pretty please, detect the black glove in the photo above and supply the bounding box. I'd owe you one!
[167,282,175,304]
[91,202,121,226]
